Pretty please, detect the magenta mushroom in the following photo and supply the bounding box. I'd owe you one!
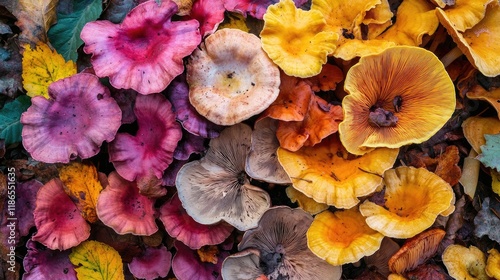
[174,131,206,161]
[21,73,121,163]
[109,93,182,183]
[188,0,225,36]
[162,159,189,187]
[80,0,201,95]
[96,171,158,236]
[159,193,233,249]
[224,0,308,19]
[128,245,172,280]
[23,239,77,280]
[32,179,90,250]
[166,74,224,138]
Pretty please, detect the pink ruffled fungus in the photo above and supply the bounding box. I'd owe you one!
[32,179,91,250]
[96,171,158,236]
[23,239,77,280]
[159,194,233,249]
[109,93,182,182]
[224,0,308,19]
[128,245,172,280]
[188,0,225,36]
[80,0,201,94]
[21,73,121,163]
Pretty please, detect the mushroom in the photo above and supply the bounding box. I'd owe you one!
[277,133,398,209]
[359,167,455,239]
[285,186,328,215]
[108,93,182,184]
[433,0,494,32]
[437,2,500,77]
[260,0,338,78]
[96,171,158,236]
[467,86,500,120]
[80,0,201,94]
[221,249,266,280]
[339,46,456,155]
[486,248,500,279]
[23,239,77,279]
[307,207,384,266]
[303,63,344,92]
[364,237,401,277]
[128,245,172,280]
[21,73,121,163]
[387,228,446,274]
[442,245,489,280]
[187,28,280,126]
[176,123,271,231]
[174,131,206,161]
[32,179,90,250]
[224,0,308,19]
[245,118,291,184]
[238,206,342,279]
[166,74,223,138]
[187,0,225,37]
[14,180,43,237]
[462,116,500,154]
[159,193,233,249]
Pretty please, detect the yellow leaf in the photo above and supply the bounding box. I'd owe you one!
[491,170,500,196]
[15,0,58,44]
[70,240,125,280]
[197,245,219,264]
[22,42,77,98]
[218,12,250,33]
[59,161,103,223]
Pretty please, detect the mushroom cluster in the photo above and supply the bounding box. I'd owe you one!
[10,0,500,278]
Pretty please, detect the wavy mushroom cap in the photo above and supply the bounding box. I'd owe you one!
[21,73,121,163]
[187,28,280,126]
[128,245,172,280]
[442,245,489,280]
[486,248,500,279]
[359,167,454,239]
[339,46,455,155]
[434,0,495,32]
[81,0,201,94]
[224,0,308,19]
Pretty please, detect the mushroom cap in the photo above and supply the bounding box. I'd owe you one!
[32,179,90,250]
[261,0,338,78]
[307,207,385,266]
[128,245,172,280]
[172,240,229,280]
[224,0,308,19]
[245,118,291,184]
[81,0,201,94]
[388,228,446,274]
[15,180,43,237]
[176,123,271,231]
[277,134,398,209]
[187,28,280,126]
[467,86,500,120]
[339,46,455,155]
[96,171,158,236]
[23,239,77,279]
[188,0,225,36]
[239,206,342,280]
[159,194,233,249]
[486,248,500,279]
[285,186,328,215]
[436,0,495,32]
[359,167,454,239]
[442,245,489,280]
[364,237,400,277]
[21,73,121,163]
[437,2,500,77]
[462,116,500,154]
[109,93,182,182]
[221,249,266,280]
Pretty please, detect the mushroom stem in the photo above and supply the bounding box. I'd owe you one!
[459,149,480,199]
[440,46,463,68]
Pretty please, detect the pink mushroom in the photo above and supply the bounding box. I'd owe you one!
[128,245,172,280]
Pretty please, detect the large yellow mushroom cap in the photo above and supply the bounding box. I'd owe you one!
[442,245,489,280]
[260,0,338,78]
[339,46,455,155]
[359,166,454,239]
[307,207,384,266]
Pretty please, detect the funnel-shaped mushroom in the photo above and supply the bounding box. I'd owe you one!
[442,245,489,280]
[434,0,494,32]
[486,248,500,279]
[21,73,121,163]
[339,46,456,155]
[260,0,338,78]
[467,86,500,120]
[81,0,201,94]
[23,239,76,279]
[188,0,225,36]
[307,207,384,266]
[462,116,500,154]
[128,245,172,280]
[32,179,90,250]
[176,123,271,231]
[96,171,158,236]
[159,194,233,249]
[221,249,267,280]
[359,167,454,239]
[437,3,500,77]
[109,93,182,182]
[277,134,398,209]
[187,28,280,126]
[238,206,342,280]
[285,186,328,215]
[224,0,308,19]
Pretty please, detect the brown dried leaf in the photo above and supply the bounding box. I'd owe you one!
[406,145,461,186]
[14,0,58,44]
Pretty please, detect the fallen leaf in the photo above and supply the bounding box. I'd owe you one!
[218,12,250,32]
[406,145,461,186]
[69,240,125,280]
[0,37,23,97]
[197,245,219,264]
[58,161,103,223]
[15,0,57,44]
[474,197,500,243]
[22,42,77,98]
[0,95,31,145]
[48,0,102,61]
[303,63,344,92]
[101,0,138,23]
[478,133,500,171]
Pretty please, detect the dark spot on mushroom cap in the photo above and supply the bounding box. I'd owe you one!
[97,93,103,100]
[368,108,398,128]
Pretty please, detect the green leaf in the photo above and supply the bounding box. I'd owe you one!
[48,0,102,61]
[478,133,500,171]
[0,95,31,145]
[70,240,125,280]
